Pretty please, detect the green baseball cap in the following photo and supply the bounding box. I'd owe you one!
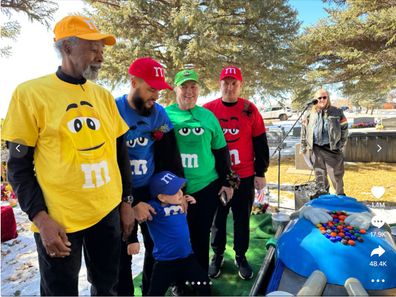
[174,69,199,86]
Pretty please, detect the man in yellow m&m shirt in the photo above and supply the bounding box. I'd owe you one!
[2,15,134,296]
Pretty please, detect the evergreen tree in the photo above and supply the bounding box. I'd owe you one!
[1,0,58,57]
[86,0,300,101]
[294,0,396,106]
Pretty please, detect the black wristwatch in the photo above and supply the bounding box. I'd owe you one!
[122,195,134,205]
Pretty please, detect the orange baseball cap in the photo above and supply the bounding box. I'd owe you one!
[53,15,116,45]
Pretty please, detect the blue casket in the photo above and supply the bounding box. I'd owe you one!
[277,195,396,290]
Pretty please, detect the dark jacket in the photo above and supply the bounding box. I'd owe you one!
[301,105,348,152]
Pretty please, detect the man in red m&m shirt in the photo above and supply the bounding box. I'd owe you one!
[204,66,270,280]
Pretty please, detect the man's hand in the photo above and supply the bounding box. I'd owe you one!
[120,202,135,241]
[33,211,71,258]
[299,205,332,225]
[254,176,266,190]
[219,186,233,202]
[184,195,196,204]
[345,212,372,230]
[127,242,140,256]
[134,202,157,223]
[181,195,196,213]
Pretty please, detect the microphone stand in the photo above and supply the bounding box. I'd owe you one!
[271,102,315,209]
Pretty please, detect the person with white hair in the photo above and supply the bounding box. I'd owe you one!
[2,15,134,296]
[301,88,348,196]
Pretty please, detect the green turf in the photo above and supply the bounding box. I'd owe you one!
[133,273,142,296]
[210,213,274,296]
[132,212,274,296]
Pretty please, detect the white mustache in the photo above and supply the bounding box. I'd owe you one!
[89,64,102,71]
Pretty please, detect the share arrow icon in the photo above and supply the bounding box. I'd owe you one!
[370,245,385,257]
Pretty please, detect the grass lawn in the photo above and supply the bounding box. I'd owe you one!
[265,157,396,202]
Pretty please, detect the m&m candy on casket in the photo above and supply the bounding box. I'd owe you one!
[315,210,367,246]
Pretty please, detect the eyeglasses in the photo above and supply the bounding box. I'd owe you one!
[317,96,327,100]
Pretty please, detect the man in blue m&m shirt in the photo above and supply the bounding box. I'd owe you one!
[115,57,183,295]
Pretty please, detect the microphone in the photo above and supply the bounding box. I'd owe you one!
[306,99,318,106]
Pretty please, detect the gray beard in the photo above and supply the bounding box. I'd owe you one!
[83,64,101,80]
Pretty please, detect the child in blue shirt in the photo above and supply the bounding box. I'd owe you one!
[144,171,211,296]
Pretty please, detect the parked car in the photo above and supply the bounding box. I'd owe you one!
[261,106,293,121]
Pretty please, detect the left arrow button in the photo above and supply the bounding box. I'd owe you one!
[9,141,29,158]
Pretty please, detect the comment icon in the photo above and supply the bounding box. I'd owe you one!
[371,216,385,228]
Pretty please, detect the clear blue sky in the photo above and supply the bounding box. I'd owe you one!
[0,0,331,117]
[289,0,332,27]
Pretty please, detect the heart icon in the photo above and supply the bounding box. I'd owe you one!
[371,186,385,199]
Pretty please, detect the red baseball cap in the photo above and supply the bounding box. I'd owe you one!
[128,57,173,90]
[220,66,243,81]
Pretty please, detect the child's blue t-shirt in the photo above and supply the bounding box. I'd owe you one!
[115,95,173,187]
[147,199,193,261]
